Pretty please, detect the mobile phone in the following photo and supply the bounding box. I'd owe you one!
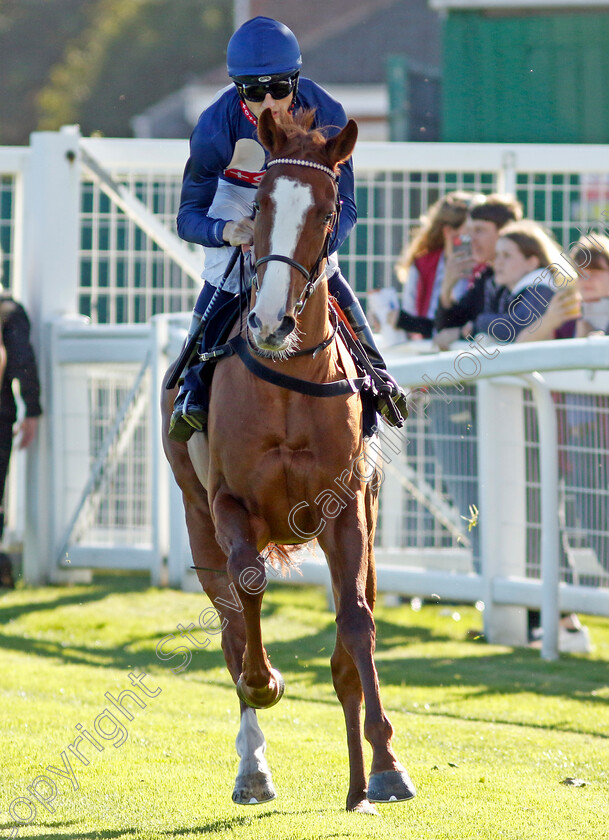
[453,234,472,258]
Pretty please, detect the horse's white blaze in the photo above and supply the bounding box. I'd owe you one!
[235,707,270,778]
[252,177,313,333]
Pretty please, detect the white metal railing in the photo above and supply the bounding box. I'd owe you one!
[13,129,609,326]
[6,128,609,329]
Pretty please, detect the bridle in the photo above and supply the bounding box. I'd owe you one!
[252,157,341,316]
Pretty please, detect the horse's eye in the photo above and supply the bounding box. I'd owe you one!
[252,201,260,214]
[324,212,334,224]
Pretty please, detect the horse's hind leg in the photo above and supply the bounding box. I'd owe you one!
[363,548,415,803]
[322,499,415,810]
[330,627,377,814]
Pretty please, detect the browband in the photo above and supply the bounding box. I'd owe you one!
[266,158,337,181]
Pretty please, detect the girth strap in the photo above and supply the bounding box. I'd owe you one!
[229,335,368,397]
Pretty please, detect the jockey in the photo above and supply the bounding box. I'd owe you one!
[169,15,408,441]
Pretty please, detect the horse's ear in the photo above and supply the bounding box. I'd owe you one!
[257,108,288,154]
[325,119,358,168]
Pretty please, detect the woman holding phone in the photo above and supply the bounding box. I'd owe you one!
[392,191,476,339]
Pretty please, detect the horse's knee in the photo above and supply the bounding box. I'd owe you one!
[227,545,265,596]
[212,494,264,585]
[364,714,394,750]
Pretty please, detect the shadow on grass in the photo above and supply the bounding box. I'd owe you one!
[1,577,607,728]
[0,573,150,626]
[0,610,443,683]
[0,830,139,840]
[165,810,280,834]
[0,809,333,840]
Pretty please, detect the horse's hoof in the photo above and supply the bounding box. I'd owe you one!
[232,771,276,805]
[348,799,379,815]
[236,668,285,709]
[368,769,416,802]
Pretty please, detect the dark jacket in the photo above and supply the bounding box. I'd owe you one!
[435,266,497,332]
[0,295,42,423]
[177,77,356,253]
[435,266,558,340]
[396,310,434,338]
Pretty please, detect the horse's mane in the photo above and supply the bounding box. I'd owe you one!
[268,108,340,170]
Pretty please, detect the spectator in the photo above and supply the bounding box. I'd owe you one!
[571,233,609,336]
[392,191,476,339]
[438,192,523,309]
[437,220,579,344]
[389,193,478,568]
[0,252,42,588]
[434,193,523,344]
[432,217,577,574]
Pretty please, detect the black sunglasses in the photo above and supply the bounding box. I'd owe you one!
[236,77,296,103]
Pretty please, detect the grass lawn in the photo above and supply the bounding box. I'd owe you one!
[0,574,608,839]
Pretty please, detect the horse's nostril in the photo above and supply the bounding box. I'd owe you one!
[276,315,296,338]
[248,311,262,331]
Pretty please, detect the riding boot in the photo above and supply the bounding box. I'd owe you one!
[168,310,208,442]
[342,300,409,427]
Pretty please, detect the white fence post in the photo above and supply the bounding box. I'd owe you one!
[150,315,172,586]
[21,126,82,584]
[477,379,529,646]
[523,373,560,661]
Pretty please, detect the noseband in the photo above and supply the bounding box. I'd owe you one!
[253,158,340,316]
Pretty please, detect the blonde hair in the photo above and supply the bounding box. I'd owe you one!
[396,191,474,282]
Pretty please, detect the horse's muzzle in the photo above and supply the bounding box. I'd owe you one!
[248,310,296,352]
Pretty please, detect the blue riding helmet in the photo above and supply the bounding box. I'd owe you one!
[227,16,302,79]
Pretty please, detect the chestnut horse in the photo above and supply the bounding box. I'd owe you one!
[161,109,415,813]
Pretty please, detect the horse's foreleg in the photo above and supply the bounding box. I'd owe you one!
[212,491,284,710]
[232,706,276,804]
[363,546,416,803]
[162,404,245,681]
[186,496,276,804]
[162,374,275,803]
[361,486,415,802]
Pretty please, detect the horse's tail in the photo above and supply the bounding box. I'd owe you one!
[264,543,306,576]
